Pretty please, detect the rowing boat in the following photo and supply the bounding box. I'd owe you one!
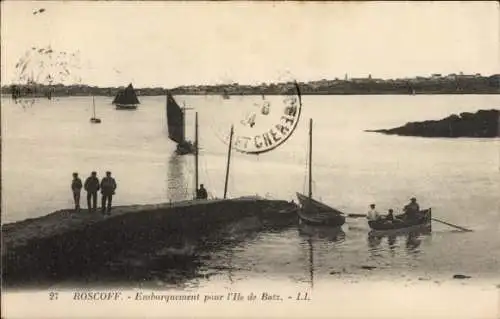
[368,208,432,235]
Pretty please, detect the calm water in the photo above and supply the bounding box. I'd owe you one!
[2,94,499,287]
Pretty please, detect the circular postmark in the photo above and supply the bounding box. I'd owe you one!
[212,79,303,155]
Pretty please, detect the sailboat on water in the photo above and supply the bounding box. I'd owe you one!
[296,118,346,227]
[90,96,101,123]
[112,83,140,110]
[166,91,197,155]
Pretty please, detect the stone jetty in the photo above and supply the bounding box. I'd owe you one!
[2,198,298,288]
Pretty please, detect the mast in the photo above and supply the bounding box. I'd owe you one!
[308,118,313,199]
[223,125,234,199]
[194,112,199,196]
[92,96,96,118]
[182,106,186,143]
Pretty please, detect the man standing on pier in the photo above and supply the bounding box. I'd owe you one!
[100,171,117,215]
[84,171,100,213]
[71,172,83,211]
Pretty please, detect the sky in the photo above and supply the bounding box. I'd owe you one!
[1,1,499,87]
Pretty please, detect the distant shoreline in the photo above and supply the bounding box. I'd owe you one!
[2,74,499,97]
[2,92,500,99]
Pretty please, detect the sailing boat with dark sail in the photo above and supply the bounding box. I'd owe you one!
[296,118,346,227]
[112,83,140,110]
[166,91,196,155]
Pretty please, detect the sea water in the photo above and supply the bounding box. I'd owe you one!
[2,94,499,288]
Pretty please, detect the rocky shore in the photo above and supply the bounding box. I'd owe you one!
[2,198,298,288]
[366,109,499,138]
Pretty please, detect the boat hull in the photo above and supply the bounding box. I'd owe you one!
[296,192,346,227]
[115,104,138,110]
[176,141,197,155]
[368,208,432,235]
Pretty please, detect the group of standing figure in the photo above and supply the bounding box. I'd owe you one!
[71,171,117,215]
[366,197,420,226]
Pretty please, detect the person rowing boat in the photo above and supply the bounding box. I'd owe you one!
[396,197,420,221]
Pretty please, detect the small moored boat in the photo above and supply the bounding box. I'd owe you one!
[295,118,346,228]
[89,96,101,123]
[296,193,346,227]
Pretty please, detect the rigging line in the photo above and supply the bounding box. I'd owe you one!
[196,149,217,199]
[303,134,309,194]
[202,155,216,199]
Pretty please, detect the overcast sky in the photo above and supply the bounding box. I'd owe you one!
[1,1,498,87]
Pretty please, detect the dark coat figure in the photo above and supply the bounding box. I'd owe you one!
[403,197,420,220]
[84,171,100,212]
[71,172,83,211]
[196,184,208,199]
[100,171,117,215]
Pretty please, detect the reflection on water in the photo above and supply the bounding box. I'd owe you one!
[298,224,347,288]
[388,235,397,250]
[49,217,499,290]
[406,232,423,253]
[367,230,429,262]
[166,154,190,202]
[298,223,347,243]
[3,95,499,288]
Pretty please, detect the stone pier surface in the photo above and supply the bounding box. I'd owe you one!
[2,197,298,288]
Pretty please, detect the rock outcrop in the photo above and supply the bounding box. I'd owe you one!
[366,109,499,138]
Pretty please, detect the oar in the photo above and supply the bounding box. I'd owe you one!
[431,218,473,232]
[346,213,367,218]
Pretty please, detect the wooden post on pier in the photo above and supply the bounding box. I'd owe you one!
[223,125,234,199]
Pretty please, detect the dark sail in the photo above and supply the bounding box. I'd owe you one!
[166,91,185,144]
[112,83,140,105]
[112,91,122,104]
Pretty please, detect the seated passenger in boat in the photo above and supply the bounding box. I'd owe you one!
[367,204,381,226]
[196,184,208,199]
[386,209,394,221]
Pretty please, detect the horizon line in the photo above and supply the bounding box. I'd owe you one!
[2,72,499,89]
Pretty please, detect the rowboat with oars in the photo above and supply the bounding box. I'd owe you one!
[367,208,432,236]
